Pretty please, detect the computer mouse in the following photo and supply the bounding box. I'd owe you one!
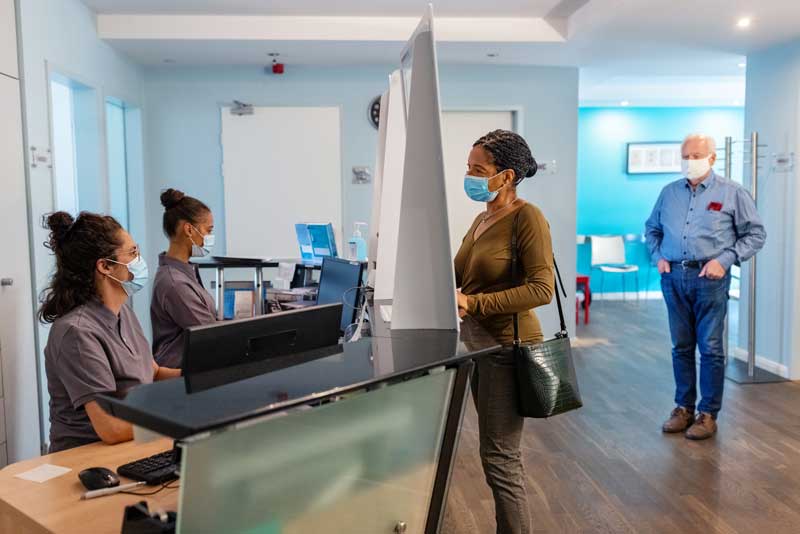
[79,467,120,490]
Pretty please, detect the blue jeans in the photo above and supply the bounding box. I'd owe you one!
[661,267,730,418]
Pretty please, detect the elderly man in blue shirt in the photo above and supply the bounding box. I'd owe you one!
[645,133,766,440]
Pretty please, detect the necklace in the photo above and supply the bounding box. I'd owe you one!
[481,199,517,223]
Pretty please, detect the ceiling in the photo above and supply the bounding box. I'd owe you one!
[82,0,564,17]
[81,0,800,106]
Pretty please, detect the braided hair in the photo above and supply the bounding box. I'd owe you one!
[39,211,123,323]
[160,188,211,238]
[473,130,538,186]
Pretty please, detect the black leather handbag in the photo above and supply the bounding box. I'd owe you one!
[510,212,583,418]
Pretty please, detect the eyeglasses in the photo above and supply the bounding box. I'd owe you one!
[110,245,140,264]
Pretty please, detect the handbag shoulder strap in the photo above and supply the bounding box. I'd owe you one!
[552,257,568,338]
[510,211,569,344]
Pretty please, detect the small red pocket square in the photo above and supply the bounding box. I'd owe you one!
[707,202,723,211]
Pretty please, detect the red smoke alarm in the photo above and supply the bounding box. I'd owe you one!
[272,60,284,74]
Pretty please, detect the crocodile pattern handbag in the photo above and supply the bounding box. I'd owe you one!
[510,211,583,418]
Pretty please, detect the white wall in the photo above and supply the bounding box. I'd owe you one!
[744,40,800,378]
[18,0,146,450]
[141,64,579,336]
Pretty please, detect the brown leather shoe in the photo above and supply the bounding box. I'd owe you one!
[662,407,695,433]
[685,412,717,440]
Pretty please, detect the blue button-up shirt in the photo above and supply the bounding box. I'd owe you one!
[645,171,766,270]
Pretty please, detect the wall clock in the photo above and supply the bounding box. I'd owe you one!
[368,95,381,130]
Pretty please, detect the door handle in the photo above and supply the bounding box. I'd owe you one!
[1,278,13,287]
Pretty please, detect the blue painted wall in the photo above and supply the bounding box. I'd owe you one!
[141,64,579,336]
[744,40,800,375]
[576,107,745,294]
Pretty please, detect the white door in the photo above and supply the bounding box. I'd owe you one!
[441,111,514,258]
[0,73,42,461]
[221,107,342,258]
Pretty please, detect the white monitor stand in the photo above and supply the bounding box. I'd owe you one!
[391,5,459,331]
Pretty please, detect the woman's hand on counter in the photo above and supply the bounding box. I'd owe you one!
[152,362,181,381]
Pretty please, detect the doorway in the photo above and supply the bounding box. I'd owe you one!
[48,72,105,214]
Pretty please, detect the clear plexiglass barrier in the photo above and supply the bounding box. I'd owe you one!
[177,368,456,534]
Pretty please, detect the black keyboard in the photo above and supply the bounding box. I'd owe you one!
[117,450,179,485]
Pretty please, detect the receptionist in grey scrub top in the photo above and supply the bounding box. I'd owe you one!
[150,188,218,368]
[39,211,181,453]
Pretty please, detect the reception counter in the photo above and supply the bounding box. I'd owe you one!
[1,315,499,534]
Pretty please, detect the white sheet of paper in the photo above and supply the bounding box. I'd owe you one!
[278,262,295,280]
[15,464,71,483]
[272,278,291,290]
[234,291,254,319]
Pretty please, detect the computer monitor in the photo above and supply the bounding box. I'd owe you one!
[294,223,315,262]
[295,222,338,262]
[181,303,343,393]
[307,223,338,259]
[317,257,366,332]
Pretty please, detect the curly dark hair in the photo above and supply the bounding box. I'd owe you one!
[473,129,538,185]
[38,211,124,323]
[160,188,211,238]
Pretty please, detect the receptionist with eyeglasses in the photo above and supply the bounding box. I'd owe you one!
[39,211,180,453]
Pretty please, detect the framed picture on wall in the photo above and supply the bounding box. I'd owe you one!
[627,142,682,174]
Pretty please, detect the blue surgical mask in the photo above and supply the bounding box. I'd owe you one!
[190,224,215,258]
[105,255,149,296]
[464,172,504,203]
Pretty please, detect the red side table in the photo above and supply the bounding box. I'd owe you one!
[576,274,590,324]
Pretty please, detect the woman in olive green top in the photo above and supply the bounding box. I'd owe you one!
[453,130,554,534]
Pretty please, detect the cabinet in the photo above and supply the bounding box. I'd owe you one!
[0,0,18,78]
[0,0,40,464]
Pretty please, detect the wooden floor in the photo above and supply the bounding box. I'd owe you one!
[444,300,800,533]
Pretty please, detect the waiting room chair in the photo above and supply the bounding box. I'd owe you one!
[590,235,639,301]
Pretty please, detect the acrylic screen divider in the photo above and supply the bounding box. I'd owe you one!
[176,367,457,534]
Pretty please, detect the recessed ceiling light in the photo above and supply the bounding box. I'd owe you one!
[738,62,747,68]
[736,17,752,29]
[620,100,630,107]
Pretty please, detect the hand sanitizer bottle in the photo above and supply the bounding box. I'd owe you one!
[347,222,368,261]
